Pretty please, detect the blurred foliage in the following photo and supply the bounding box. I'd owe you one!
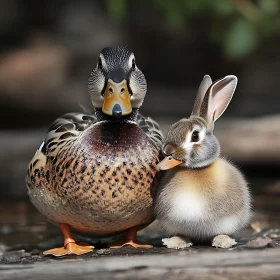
[106,0,280,60]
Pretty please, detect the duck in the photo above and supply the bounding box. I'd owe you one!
[26,46,164,256]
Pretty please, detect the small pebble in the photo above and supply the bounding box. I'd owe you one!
[96,249,110,255]
[30,249,40,256]
[268,233,278,239]
[246,237,272,248]
[2,250,31,263]
[0,243,7,257]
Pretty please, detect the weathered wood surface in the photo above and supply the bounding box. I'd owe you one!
[1,197,280,280]
[1,203,280,280]
[1,249,280,280]
[216,115,280,165]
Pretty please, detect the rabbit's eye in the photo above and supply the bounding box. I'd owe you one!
[191,131,199,142]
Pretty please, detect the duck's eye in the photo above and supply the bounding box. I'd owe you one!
[98,58,102,70]
[191,131,199,142]
[132,59,136,70]
[168,155,173,160]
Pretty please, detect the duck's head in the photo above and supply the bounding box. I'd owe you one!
[88,46,147,117]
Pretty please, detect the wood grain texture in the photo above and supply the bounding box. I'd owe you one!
[1,249,280,280]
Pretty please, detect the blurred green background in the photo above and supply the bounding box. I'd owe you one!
[0,0,279,200]
[109,0,280,60]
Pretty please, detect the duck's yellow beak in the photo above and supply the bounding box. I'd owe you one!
[156,156,182,171]
[102,79,132,117]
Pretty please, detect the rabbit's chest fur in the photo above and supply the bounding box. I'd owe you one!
[159,160,225,221]
[155,159,250,238]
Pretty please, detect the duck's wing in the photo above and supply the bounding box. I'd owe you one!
[136,114,164,148]
[41,113,97,157]
[29,113,96,165]
[27,112,97,186]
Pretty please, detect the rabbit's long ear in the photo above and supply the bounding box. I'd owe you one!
[200,75,237,127]
[191,75,212,117]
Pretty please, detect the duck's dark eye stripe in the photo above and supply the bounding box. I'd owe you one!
[191,131,199,142]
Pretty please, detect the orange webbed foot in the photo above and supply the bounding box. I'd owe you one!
[109,225,152,249]
[110,240,152,249]
[43,242,94,256]
[43,223,94,256]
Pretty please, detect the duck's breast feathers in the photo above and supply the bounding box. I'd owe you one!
[30,112,163,160]
[136,114,164,148]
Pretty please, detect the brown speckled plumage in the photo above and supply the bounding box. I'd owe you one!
[26,112,163,236]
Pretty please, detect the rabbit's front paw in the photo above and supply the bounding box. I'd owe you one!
[162,236,193,249]
[212,234,237,248]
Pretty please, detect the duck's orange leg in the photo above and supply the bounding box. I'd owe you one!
[110,226,152,249]
[43,223,94,256]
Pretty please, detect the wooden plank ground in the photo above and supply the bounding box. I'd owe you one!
[0,202,280,280]
[1,249,280,280]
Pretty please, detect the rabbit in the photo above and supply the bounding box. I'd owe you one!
[154,75,251,249]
